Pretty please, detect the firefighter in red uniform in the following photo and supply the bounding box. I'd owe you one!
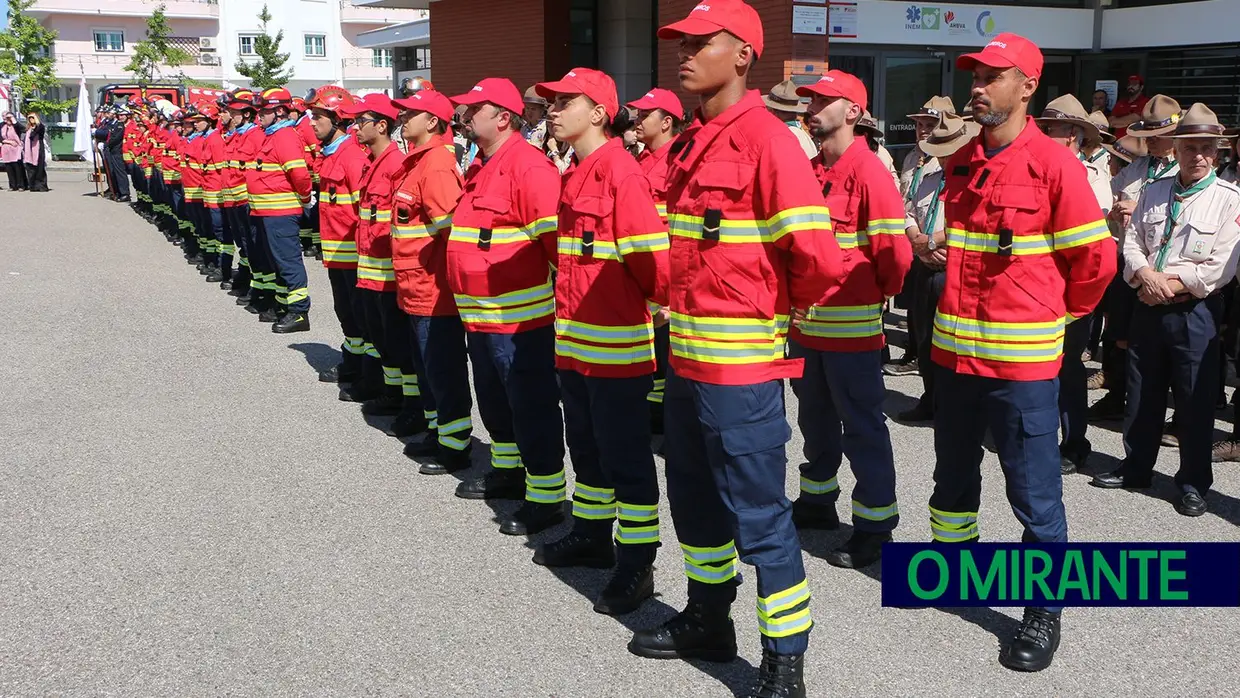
[230,90,277,316]
[629,4,844,696]
[626,87,684,438]
[388,89,475,473]
[292,96,322,259]
[219,93,250,297]
[529,69,670,616]
[339,93,427,434]
[201,104,232,286]
[931,34,1115,671]
[306,86,375,395]
[788,71,912,569]
[446,78,566,537]
[183,108,213,271]
[251,87,315,333]
[164,112,194,260]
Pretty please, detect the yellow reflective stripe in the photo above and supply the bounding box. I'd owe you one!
[392,222,436,239]
[557,237,620,261]
[669,311,789,341]
[930,507,979,542]
[669,214,768,244]
[655,202,667,218]
[325,191,360,205]
[528,215,558,238]
[555,319,653,344]
[556,340,656,365]
[454,282,555,325]
[282,159,307,171]
[945,228,1054,256]
[1053,219,1111,250]
[932,312,1065,364]
[682,541,738,584]
[248,193,303,210]
[797,303,884,339]
[452,226,532,245]
[935,312,1066,342]
[431,213,453,231]
[358,255,395,282]
[616,232,670,256]
[322,240,358,264]
[766,205,832,241]
[801,476,839,495]
[359,209,392,223]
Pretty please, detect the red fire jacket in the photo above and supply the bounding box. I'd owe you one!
[122,121,138,164]
[636,140,674,224]
[447,135,560,334]
[161,130,183,185]
[793,136,912,352]
[202,129,226,209]
[933,117,1116,381]
[664,91,844,386]
[316,133,367,270]
[296,115,321,186]
[355,141,405,292]
[219,126,244,207]
[248,122,312,217]
[234,123,265,207]
[390,135,463,316]
[554,138,669,378]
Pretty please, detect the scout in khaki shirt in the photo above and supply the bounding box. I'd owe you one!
[1093,104,1240,519]
[899,96,956,198]
[1082,109,1113,175]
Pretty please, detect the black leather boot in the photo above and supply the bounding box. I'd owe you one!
[360,394,403,416]
[628,601,737,662]
[318,364,341,383]
[388,410,430,438]
[594,563,655,616]
[272,312,309,334]
[791,498,839,530]
[747,650,807,698]
[205,269,224,283]
[338,382,382,404]
[532,529,616,568]
[499,501,564,536]
[258,308,279,323]
[418,444,473,475]
[404,432,438,459]
[999,607,1061,672]
[825,530,891,569]
[455,468,524,500]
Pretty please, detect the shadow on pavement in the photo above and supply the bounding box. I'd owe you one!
[287,341,340,376]
[882,389,924,426]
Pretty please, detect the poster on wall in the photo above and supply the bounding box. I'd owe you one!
[829,1,859,39]
[793,5,828,35]
[1095,80,1118,110]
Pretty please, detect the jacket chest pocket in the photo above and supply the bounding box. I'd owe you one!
[685,161,756,244]
[987,184,1046,257]
[1182,218,1219,262]
[565,195,613,263]
[1141,209,1168,251]
[470,194,511,251]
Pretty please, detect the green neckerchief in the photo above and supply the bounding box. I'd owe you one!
[923,173,946,239]
[1146,156,1178,185]
[907,158,926,204]
[1154,171,1216,272]
[1080,149,1105,164]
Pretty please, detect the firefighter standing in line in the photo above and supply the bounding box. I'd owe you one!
[446,78,567,537]
[219,94,250,297]
[628,4,844,696]
[306,87,374,395]
[929,34,1115,672]
[626,87,684,439]
[1093,103,1240,518]
[388,89,476,474]
[788,70,912,569]
[251,87,315,334]
[530,69,670,616]
[183,109,213,275]
[201,104,232,287]
[341,93,427,435]
[232,90,277,317]
[292,96,321,259]
[165,111,195,261]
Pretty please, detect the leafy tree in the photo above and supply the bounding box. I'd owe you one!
[125,6,191,83]
[0,0,76,116]
[234,4,292,91]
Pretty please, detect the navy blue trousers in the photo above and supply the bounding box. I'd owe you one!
[260,214,310,313]
[1122,295,1221,494]
[664,368,812,654]
[467,326,566,502]
[789,342,899,532]
[410,314,473,452]
[561,370,658,564]
[223,205,249,287]
[930,367,1066,613]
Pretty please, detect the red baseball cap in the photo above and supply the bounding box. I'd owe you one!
[657,0,765,59]
[339,92,400,121]
[391,89,454,123]
[628,88,685,119]
[796,70,868,112]
[1128,74,1144,84]
[535,68,619,120]
[956,33,1044,80]
[450,78,524,116]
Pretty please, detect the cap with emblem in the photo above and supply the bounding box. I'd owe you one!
[796,70,868,112]
[762,79,807,114]
[956,32,1044,81]
[450,78,525,116]
[657,0,765,59]
[627,88,684,120]
[338,92,400,121]
[391,89,455,123]
[907,96,956,121]
[1127,95,1183,138]
[1103,135,1147,164]
[536,68,620,120]
[1034,94,1099,143]
[919,112,981,158]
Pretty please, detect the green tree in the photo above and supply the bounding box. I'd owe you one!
[0,0,76,116]
[125,6,191,83]
[234,4,292,91]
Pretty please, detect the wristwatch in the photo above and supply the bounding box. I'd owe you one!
[926,234,937,252]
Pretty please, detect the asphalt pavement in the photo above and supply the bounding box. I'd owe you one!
[1,173,1238,696]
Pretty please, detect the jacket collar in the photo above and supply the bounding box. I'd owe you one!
[670,90,767,175]
[562,137,621,203]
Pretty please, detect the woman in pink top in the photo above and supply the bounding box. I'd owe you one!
[0,112,27,190]
[22,112,48,192]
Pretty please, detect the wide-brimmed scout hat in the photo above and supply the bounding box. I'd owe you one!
[919,112,980,158]
[763,79,807,114]
[856,110,881,138]
[907,95,956,121]
[1103,135,1147,164]
[1088,110,1115,145]
[1035,94,1100,143]
[1127,94,1183,138]
[1170,102,1227,139]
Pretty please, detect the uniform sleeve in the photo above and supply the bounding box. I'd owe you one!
[863,167,914,298]
[1121,190,1153,285]
[613,173,670,307]
[420,153,463,237]
[514,160,562,266]
[756,136,844,309]
[279,131,313,203]
[1049,155,1118,320]
[1177,198,1240,298]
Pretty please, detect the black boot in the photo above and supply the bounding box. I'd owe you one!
[418,444,473,475]
[998,608,1061,672]
[318,364,341,383]
[455,468,524,500]
[272,312,309,334]
[338,382,382,404]
[388,410,430,438]
[499,501,564,536]
[258,308,279,323]
[219,280,233,291]
[360,394,403,416]
[403,431,438,458]
[205,269,224,283]
[790,499,839,530]
[825,530,891,569]
[532,529,616,568]
[747,650,807,698]
[628,602,737,662]
[595,563,655,616]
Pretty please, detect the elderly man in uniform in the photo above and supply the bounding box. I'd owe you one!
[1090,95,1184,423]
[1035,94,1114,474]
[762,79,817,160]
[1092,104,1240,518]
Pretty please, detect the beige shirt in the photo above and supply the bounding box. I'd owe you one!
[788,124,817,160]
[1113,155,1179,202]
[905,168,947,269]
[1085,159,1113,214]
[876,145,900,192]
[1123,174,1240,298]
[1081,147,1110,175]
[900,152,942,203]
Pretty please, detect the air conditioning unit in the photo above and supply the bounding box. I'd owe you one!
[199,37,216,51]
[198,54,220,65]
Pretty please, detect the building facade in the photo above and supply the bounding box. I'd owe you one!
[27,0,426,122]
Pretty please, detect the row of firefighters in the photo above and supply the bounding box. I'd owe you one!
[102,3,1240,695]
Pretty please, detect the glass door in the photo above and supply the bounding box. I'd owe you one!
[882,55,946,165]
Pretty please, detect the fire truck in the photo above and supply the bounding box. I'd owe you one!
[98,84,229,111]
